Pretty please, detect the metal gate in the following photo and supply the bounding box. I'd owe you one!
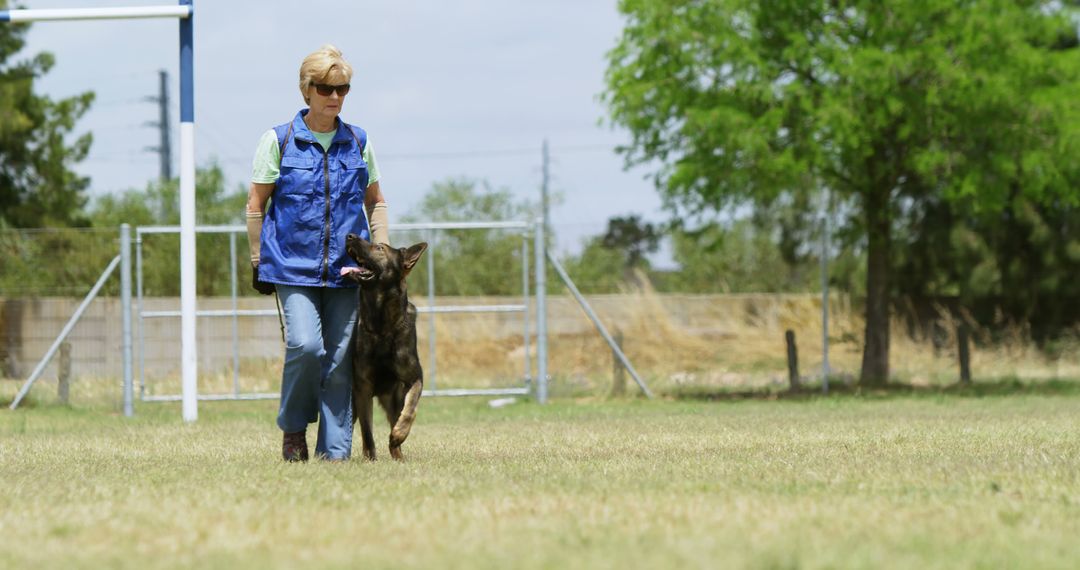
[134,221,538,402]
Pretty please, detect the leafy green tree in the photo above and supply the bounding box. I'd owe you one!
[89,162,243,227]
[661,219,817,294]
[561,237,630,294]
[401,178,537,296]
[0,226,117,296]
[563,215,662,292]
[0,3,94,228]
[601,215,661,283]
[87,162,247,296]
[603,0,1080,386]
[937,196,1080,342]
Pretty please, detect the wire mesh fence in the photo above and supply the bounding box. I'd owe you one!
[4,222,1079,410]
[1,227,126,408]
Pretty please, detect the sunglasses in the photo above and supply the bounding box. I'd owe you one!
[313,83,351,96]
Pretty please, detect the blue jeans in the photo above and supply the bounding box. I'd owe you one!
[276,285,357,460]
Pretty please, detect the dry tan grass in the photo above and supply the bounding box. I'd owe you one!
[409,289,1080,395]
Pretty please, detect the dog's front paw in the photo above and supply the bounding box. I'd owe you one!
[390,414,415,447]
[388,432,405,461]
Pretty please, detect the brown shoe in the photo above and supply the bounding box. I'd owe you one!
[282,431,308,462]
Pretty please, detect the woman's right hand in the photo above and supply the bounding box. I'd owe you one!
[252,263,275,295]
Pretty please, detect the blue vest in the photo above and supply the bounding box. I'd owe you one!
[259,110,370,288]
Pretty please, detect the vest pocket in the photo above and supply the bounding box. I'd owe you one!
[339,157,367,170]
[338,157,368,202]
[278,156,318,224]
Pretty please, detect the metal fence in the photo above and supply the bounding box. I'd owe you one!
[6,222,694,415]
[1,227,129,410]
[135,225,278,402]
[132,221,539,401]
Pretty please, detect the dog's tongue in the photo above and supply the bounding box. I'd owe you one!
[341,266,363,277]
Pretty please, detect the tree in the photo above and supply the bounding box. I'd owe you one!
[662,219,818,294]
[0,3,95,228]
[603,0,1080,386]
[401,178,537,296]
[87,162,248,296]
[601,215,661,284]
[971,198,1080,341]
[564,214,662,292]
[561,236,631,294]
[89,161,243,228]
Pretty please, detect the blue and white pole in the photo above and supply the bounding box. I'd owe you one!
[178,0,197,421]
[0,3,198,420]
[0,5,189,21]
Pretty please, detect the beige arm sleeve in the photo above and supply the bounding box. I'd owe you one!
[369,202,390,245]
[246,210,263,266]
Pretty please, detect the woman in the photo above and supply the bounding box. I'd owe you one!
[246,45,390,462]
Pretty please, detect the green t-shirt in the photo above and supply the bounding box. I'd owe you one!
[250,127,381,185]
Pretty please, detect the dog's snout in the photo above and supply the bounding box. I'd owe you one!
[346,233,358,241]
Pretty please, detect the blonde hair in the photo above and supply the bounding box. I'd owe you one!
[298,44,354,104]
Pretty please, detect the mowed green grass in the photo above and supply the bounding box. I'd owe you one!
[1,394,1078,569]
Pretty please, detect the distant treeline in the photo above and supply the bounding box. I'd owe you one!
[1,174,1077,344]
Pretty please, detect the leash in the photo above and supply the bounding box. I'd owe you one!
[274,289,286,343]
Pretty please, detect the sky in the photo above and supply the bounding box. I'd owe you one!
[17,0,671,263]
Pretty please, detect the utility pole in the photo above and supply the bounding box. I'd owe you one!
[144,69,172,181]
[821,186,831,394]
[541,139,550,236]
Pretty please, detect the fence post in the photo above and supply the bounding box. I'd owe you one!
[958,324,972,385]
[2,300,24,379]
[785,329,800,391]
[611,329,626,396]
[58,342,71,405]
[521,234,532,390]
[426,230,437,392]
[121,223,134,417]
[229,230,240,397]
[136,230,145,401]
[535,218,548,404]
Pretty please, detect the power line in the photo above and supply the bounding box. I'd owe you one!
[378,143,614,161]
[84,155,157,162]
[207,142,618,165]
[93,97,150,108]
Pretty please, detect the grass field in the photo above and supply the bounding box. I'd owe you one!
[1,392,1079,569]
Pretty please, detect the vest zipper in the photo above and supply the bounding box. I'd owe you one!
[320,148,331,285]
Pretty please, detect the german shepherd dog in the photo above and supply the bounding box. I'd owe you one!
[342,233,428,460]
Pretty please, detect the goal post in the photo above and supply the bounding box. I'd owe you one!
[1,1,201,421]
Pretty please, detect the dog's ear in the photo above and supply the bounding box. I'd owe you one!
[402,242,428,276]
